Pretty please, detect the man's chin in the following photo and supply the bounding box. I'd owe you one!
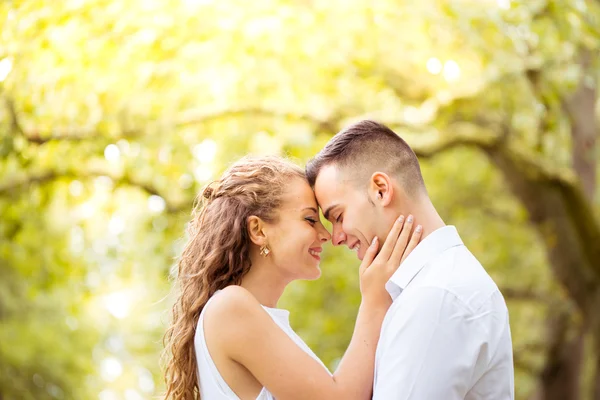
[347,243,365,261]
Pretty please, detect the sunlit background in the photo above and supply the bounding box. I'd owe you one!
[1,0,599,399]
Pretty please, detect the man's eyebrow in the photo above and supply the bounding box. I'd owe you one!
[323,204,339,220]
[302,207,318,213]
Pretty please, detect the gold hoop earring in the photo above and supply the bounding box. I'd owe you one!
[260,245,271,257]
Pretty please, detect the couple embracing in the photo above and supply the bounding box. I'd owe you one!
[164,120,515,400]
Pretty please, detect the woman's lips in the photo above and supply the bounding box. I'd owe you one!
[309,248,322,261]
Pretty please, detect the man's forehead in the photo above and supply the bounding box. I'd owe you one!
[314,165,350,215]
[314,164,343,193]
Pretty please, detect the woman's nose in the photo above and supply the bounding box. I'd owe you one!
[319,226,331,242]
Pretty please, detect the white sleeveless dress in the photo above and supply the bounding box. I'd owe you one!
[195,291,330,399]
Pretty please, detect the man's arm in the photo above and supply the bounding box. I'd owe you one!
[373,286,489,400]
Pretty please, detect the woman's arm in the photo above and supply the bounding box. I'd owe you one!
[206,215,420,400]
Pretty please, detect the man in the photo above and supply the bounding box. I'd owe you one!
[306,120,514,399]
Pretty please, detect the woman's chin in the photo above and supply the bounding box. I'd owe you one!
[303,266,322,281]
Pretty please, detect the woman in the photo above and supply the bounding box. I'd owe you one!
[163,155,421,399]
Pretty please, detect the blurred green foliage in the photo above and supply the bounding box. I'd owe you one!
[1,0,599,399]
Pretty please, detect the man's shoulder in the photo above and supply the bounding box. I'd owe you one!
[437,244,499,287]
[403,246,505,314]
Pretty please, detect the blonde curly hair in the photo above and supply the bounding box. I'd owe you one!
[163,155,305,399]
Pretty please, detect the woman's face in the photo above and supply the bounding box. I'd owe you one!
[263,177,331,281]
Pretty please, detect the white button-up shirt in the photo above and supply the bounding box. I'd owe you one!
[373,226,514,399]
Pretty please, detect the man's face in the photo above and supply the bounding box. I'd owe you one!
[313,165,384,261]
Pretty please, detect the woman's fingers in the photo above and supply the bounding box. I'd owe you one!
[389,215,415,267]
[359,236,379,275]
[374,215,405,262]
[401,224,422,264]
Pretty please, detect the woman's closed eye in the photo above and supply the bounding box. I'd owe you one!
[305,217,318,226]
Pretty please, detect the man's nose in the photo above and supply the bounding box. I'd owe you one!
[332,227,346,246]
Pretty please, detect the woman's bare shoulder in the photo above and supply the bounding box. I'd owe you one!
[203,286,266,338]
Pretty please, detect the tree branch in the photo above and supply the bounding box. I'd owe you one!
[4,97,24,136]
[2,96,144,145]
[0,169,189,213]
[176,107,341,133]
[501,287,551,302]
[22,130,139,144]
[408,123,501,159]
[24,133,93,144]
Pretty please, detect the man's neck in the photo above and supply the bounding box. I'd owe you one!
[401,197,446,240]
[417,214,446,240]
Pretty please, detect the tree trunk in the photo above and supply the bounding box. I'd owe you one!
[487,47,599,399]
[484,142,600,400]
[485,144,600,310]
[595,337,600,400]
[562,49,598,202]
[538,307,584,400]
[563,51,598,399]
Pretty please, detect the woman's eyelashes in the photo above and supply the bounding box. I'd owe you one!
[305,216,318,226]
[335,213,342,223]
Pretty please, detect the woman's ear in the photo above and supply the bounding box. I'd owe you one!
[247,215,268,246]
[368,172,394,207]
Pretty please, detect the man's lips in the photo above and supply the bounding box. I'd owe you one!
[349,241,361,254]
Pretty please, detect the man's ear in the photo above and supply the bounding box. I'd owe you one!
[369,172,394,207]
[247,215,268,246]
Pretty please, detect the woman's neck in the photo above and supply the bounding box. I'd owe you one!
[239,259,289,308]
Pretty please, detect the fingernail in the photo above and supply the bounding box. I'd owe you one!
[415,225,422,233]
[407,215,413,223]
[398,215,405,223]
[371,237,378,246]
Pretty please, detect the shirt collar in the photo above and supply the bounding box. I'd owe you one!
[385,225,464,300]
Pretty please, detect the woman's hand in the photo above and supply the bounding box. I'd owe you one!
[213,218,421,400]
[359,215,422,308]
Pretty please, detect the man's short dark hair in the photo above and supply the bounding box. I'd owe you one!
[306,120,426,197]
